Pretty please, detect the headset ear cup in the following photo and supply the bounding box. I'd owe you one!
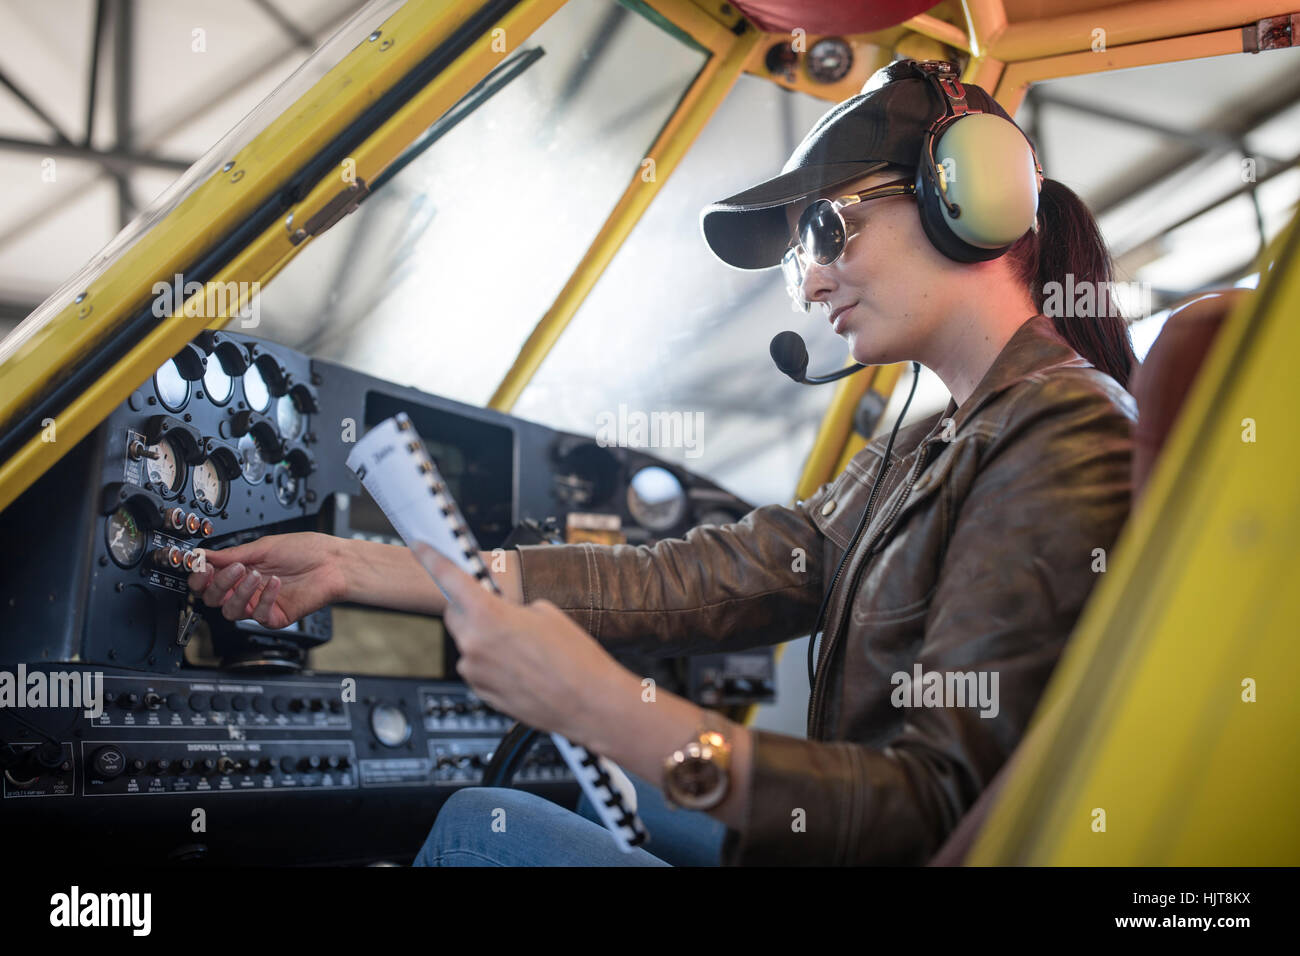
[914,159,1007,262]
[941,115,1040,244]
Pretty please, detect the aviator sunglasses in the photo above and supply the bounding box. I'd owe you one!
[781,178,917,311]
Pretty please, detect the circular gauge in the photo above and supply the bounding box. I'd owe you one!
[242,363,270,412]
[237,434,267,484]
[192,458,229,514]
[144,437,185,497]
[273,464,298,507]
[552,442,620,508]
[764,41,798,80]
[275,394,304,442]
[203,361,233,405]
[370,702,411,748]
[807,37,853,84]
[153,359,190,412]
[627,466,688,532]
[105,507,146,568]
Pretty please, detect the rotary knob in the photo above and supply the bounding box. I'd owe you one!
[230,411,284,462]
[285,447,316,478]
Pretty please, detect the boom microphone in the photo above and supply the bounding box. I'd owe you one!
[770,331,867,385]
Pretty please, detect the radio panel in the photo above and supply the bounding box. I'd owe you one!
[0,664,575,864]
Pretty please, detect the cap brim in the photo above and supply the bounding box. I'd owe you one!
[701,160,889,269]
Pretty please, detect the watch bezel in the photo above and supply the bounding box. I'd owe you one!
[663,731,731,811]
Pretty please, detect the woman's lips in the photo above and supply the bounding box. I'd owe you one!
[830,302,856,334]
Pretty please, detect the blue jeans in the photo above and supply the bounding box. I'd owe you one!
[413,771,726,866]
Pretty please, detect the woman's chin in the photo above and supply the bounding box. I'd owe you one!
[849,339,895,368]
[845,334,872,364]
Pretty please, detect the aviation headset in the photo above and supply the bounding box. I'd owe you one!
[897,58,1045,262]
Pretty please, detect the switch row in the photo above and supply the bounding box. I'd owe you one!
[110,692,344,715]
[90,746,351,780]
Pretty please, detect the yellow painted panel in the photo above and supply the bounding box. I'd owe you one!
[969,211,1300,865]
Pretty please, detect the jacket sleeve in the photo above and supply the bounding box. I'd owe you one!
[723,374,1136,865]
[513,483,839,657]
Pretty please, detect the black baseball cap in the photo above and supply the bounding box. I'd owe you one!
[700,60,1019,270]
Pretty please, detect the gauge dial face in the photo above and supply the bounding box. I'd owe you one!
[203,361,233,404]
[627,466,688,532]
[192,458,229,514]
[145,438,185,495]
[153,359,190,411]
[370,703,411,748]
[243,363,270,412]
[276,394,304,441]
[807,37,853,84]
[105,507,146,568]
[238,434,267,484]
[274,465,298,507]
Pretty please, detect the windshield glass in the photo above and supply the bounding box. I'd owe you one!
[512,73,859,505]
[252,0,709,411]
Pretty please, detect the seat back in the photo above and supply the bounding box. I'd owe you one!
[1129,289,1250,502]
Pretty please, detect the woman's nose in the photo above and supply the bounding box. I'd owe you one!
[799,258,837,308]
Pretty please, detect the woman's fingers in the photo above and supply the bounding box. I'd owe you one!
[187,565,214,595]
[188,560,289,628]
[200,562,245,607]
[251,575,282,626]
[222,569,263,621]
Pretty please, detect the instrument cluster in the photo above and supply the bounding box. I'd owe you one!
[549,439,747,544]
[101,331,319,583]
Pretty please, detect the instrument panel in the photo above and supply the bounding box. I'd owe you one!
[0,329,774,864]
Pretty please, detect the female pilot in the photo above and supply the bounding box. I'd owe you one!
[188,60,1136,866]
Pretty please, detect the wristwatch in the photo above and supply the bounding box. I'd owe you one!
[661,723,732,811]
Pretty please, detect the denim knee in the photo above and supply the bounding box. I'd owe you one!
[413,786,670,866]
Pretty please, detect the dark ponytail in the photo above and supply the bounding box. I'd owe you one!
[1006,179,1138,391]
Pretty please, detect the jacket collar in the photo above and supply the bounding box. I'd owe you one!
[939,313,1092,438]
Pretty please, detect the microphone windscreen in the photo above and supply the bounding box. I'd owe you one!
[770,331,809,380]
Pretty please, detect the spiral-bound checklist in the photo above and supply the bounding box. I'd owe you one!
[345,413,648,852]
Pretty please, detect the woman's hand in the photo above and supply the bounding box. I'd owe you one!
[412,542,631,738]
[187,532,348,629]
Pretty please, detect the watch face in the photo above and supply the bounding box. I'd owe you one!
[677,757,721,797]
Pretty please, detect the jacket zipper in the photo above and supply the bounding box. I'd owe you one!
[807,441,933,739]
[804,453,892,735]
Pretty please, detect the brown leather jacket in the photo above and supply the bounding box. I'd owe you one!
[515,314,1136,865]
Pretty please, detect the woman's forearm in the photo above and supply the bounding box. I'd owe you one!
[338,538,524,613]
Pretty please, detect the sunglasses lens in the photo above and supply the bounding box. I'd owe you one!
[798,199,846,265]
